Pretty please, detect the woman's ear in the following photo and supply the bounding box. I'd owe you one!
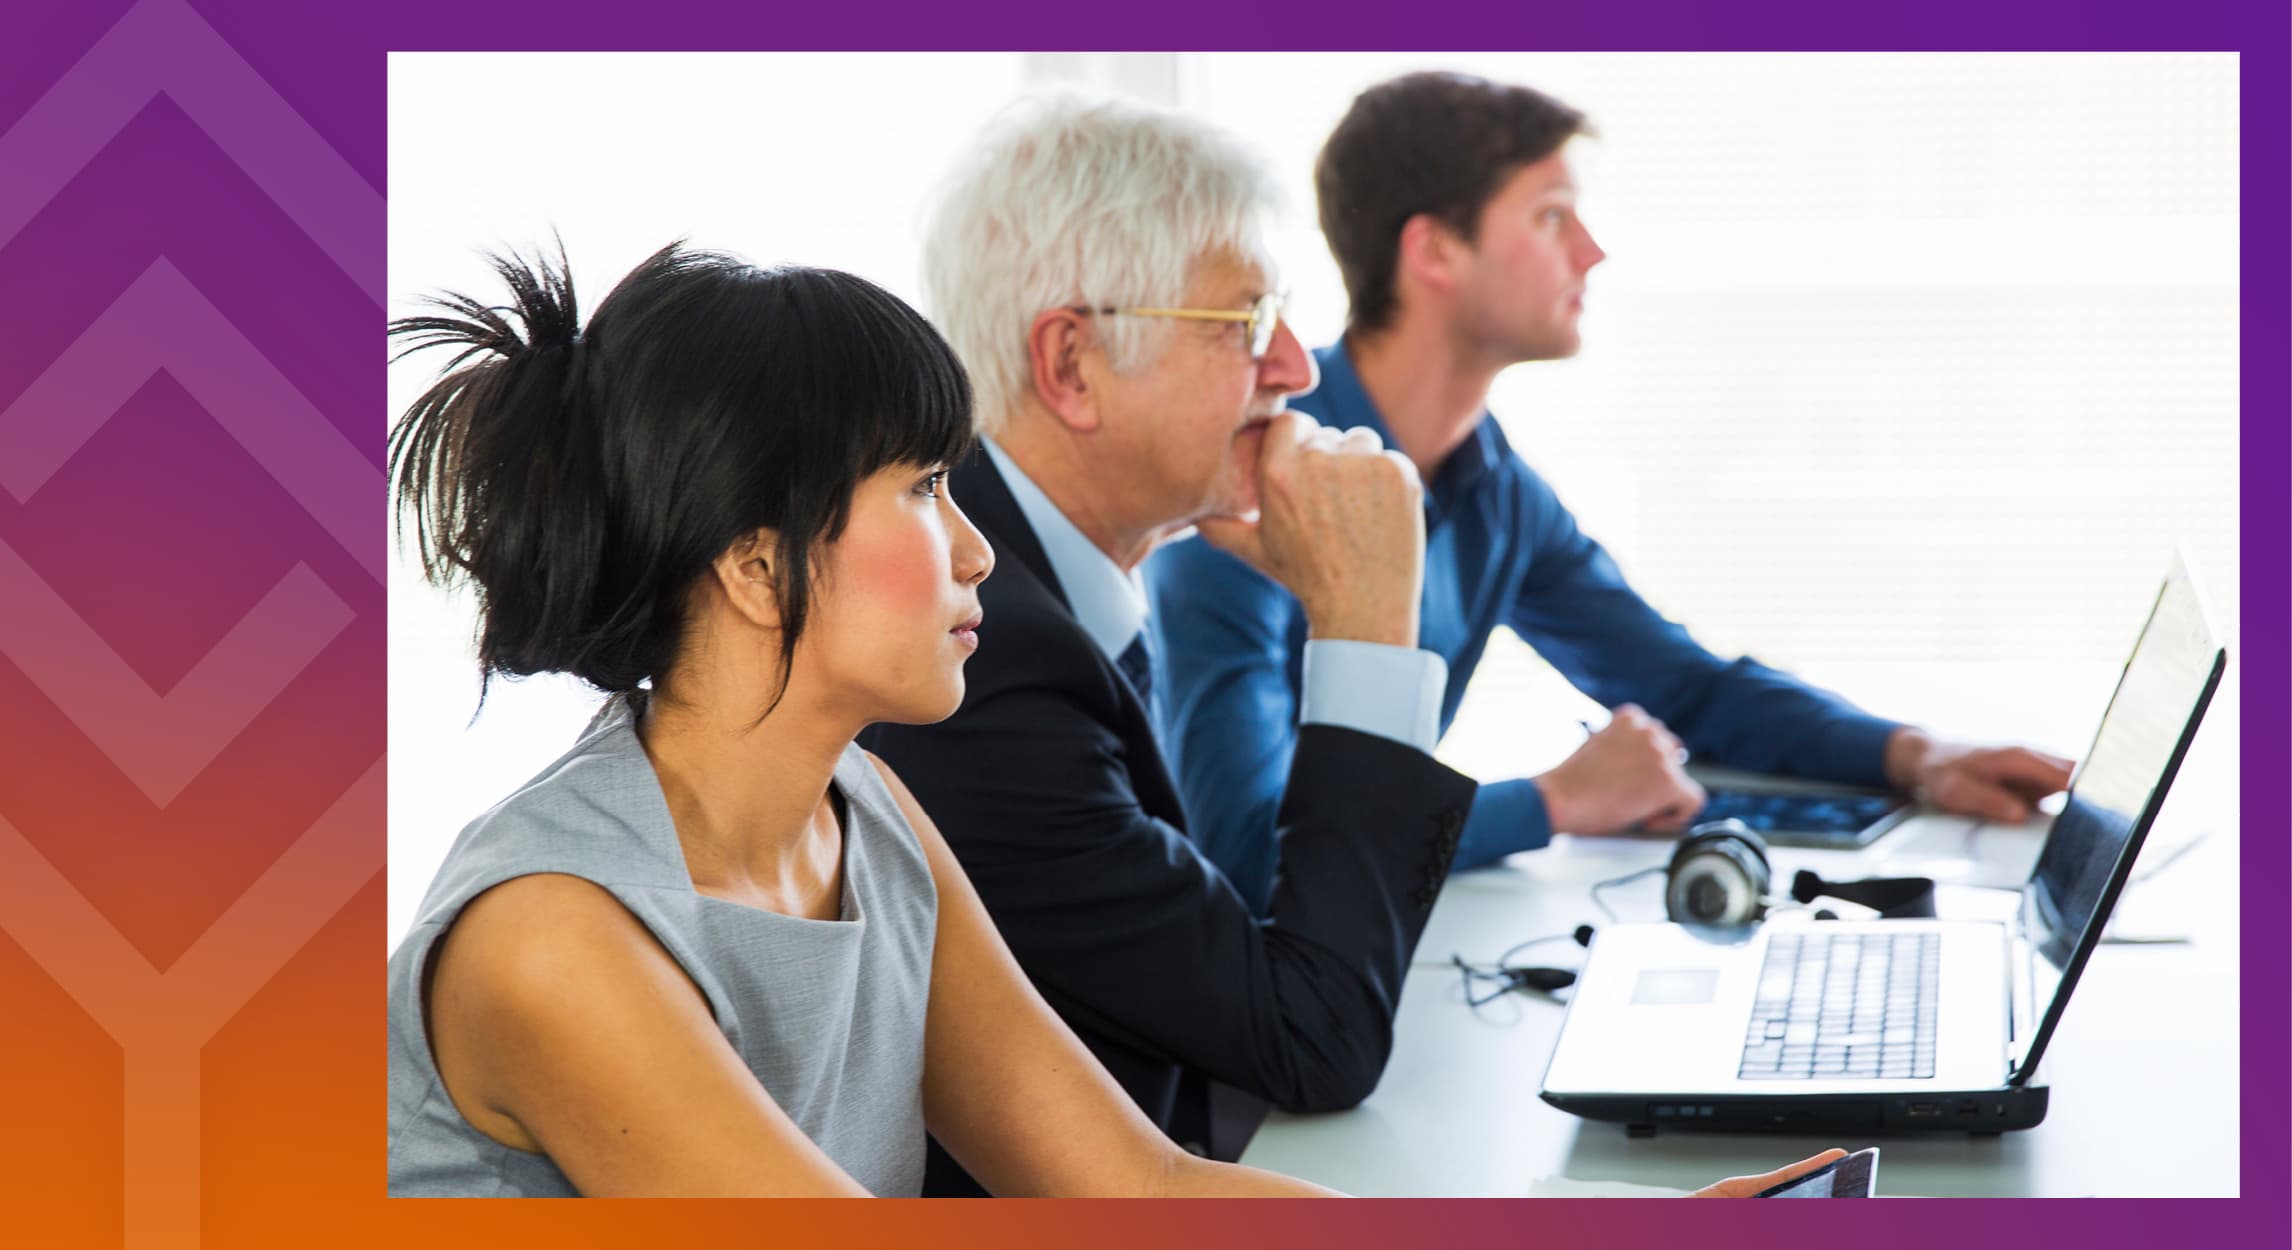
[1025,306,1102,433]
[709,530,784,631]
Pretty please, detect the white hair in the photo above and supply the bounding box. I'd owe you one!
[922,91,1284,435]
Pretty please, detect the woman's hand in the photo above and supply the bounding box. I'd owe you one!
[1690,1149,1850,1198]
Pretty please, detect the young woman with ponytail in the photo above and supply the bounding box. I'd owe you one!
[382,242,1317,1198]
[382,242,1840,1200]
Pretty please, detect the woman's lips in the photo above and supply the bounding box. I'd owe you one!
[950,612,983,648]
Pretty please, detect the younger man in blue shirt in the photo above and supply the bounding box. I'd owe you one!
[1148,72,2075,913]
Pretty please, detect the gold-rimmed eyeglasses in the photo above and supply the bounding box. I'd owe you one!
[1068,292,1286,360]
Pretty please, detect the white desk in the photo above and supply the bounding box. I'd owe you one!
[1239,674,2241,1197]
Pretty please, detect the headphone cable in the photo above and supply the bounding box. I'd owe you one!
[1587,864,1666,923]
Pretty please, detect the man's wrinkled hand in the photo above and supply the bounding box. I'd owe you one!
[1195,411,1426,648]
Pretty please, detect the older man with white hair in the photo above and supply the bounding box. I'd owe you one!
[859,92,1479,1193]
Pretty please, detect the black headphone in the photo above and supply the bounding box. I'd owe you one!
[1664,819,1936,928]
[1455,819,1937,1005]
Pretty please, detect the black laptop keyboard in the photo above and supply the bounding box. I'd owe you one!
[1737,931,1940,1080]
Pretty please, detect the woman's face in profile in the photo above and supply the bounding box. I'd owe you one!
[800,460,994,725]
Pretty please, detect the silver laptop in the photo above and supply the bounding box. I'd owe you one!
[1540,554,2224,1134]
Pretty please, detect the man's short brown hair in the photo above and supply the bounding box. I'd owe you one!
[1316,72,1589,333]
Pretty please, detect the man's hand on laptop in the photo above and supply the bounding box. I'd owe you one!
[1689,1148,1849,1198]
[1884,728,2075,824]
[1532,704,1708,836]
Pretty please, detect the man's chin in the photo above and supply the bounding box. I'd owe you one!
[1216,425,1270,515]
[1203,469,1259,522]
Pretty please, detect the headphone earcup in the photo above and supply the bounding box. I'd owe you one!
[1665,820,1774,927]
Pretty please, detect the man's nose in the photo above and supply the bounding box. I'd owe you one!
[1258,319,1317,399]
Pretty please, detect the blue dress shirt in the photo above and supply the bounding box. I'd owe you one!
[1146,340,1904,916]
[980,439,1445,753]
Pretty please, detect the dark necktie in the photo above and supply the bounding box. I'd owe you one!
[1117,630,1158,726]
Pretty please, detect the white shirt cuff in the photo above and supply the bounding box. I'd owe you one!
[1299,639,1447,755]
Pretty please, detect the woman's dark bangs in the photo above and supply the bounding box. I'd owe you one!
[827,271,977,477]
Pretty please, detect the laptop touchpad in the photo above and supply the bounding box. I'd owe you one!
[1631,969,1720,1005]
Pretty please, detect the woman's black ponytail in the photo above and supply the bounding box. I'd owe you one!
[388,241,976,703]
[388,242,616,691]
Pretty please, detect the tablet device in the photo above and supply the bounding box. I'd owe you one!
[1690,788,1910,849]
[1756,1148,1878,1198]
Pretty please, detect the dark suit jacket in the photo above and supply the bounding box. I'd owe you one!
[861,449,1477,1196]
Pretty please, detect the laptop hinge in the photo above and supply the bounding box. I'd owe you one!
[2003,910,2035,1082]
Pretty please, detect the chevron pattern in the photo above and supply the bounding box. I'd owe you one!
[0,1,382,1246]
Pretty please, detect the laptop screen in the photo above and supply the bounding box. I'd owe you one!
[2011,555,2224,1078]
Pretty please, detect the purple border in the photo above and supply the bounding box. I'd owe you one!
[378,13,2292,1234]
[353,0,2259,53]
[2235,19,2291,1243]
[0,0,2279,1242]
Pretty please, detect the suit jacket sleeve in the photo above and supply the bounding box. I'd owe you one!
[866,602,1477,1114]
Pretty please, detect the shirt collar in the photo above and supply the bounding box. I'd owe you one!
[981,438,1147,665]
[1315,337,1507,522]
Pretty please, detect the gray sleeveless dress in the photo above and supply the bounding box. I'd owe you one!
[386,697,937,1196]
